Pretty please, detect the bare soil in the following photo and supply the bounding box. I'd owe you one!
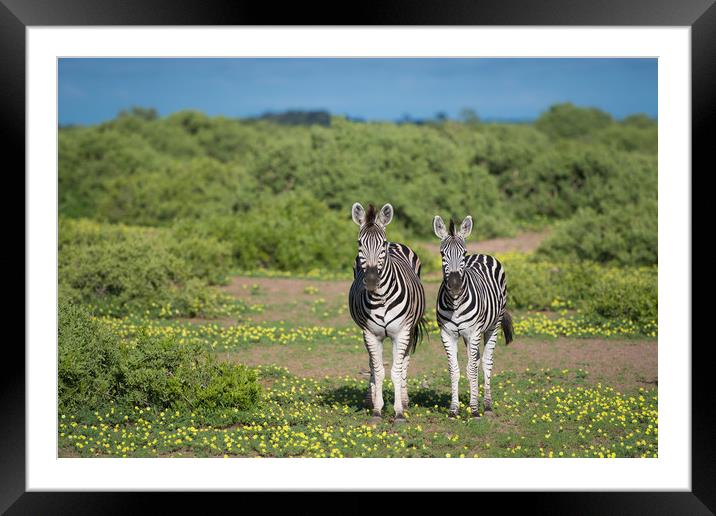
[219,337,656,393]
[421,229,550,256]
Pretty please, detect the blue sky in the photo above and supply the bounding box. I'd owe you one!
[58,58,657,125]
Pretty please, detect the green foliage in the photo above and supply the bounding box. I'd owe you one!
[119,332,259,411]
[59,106,657,269]
[183,191,357,273]
[535,102,613,140]
[594,123,657,154]
[58,300,260,412]
[96,157,258,225]
[536,201,657,266]
[58,299,124,410]
[582,268,657,323]
[59,218,234,317]
[501,253,657,324]
[506,143,656,223]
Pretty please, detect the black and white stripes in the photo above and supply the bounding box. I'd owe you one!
[433,215,514,419]
[348,203,427,422]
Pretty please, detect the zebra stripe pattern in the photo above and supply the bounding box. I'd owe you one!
[433,215,514,419]
[349,203,427,422]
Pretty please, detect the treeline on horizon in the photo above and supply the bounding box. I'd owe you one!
[59,102,657,278]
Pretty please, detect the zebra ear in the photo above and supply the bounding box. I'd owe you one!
[352,203,365,226]
[377,203,393,227]
[433,216,448,240]
[458,216,473,239]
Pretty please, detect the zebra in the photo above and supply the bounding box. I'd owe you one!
[349,202,427,423]
[433,215,514,419]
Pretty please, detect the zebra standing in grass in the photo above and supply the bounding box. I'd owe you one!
[433,215,514,419]
[349,203,427,423]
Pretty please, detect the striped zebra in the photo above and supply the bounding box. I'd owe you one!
[349,203,427,423]
[433,215,514,419]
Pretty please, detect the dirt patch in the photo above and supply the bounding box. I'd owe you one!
[219,337,656,394]
[497,337,658,393]
[221,276,353,326]
[421,229,550,257]
[223,276,351,300]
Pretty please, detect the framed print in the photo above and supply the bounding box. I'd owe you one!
[7,0,712,512]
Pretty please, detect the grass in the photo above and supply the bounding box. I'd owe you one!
[59,271,658,459]
[59,365,657,458]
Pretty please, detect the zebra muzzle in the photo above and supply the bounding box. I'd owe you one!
[364,267,379,291]
[447,272,462,294]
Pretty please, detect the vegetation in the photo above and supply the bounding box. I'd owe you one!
[496,252,657,325]
[59,300,260,413]
[59,103,656,268]
[57,102,658,458]
[60,364,657,458]
[58,218,240,317]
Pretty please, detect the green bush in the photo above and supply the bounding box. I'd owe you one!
[58,299,124,410]
[582,267,657,322]
[59,218,233,316]
[500,253,657,324]
[58,107,658,268]
[535,201,657,266]
[535,103,613,140]
[119,331,260,410]
[59,300,260,412]
[505,143,656,222]
[594,124,657,154]
[187,190,358,273]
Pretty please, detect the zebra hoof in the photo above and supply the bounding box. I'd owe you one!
[484,409,496,418]
[448,410,459,419]
[370,415,382,424]
[470,415,482,421]
[394,416,407,424]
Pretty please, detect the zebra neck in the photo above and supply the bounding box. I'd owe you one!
[371,252,394,298]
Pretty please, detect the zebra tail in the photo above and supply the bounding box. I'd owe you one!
[409,315,430,354]
[502,311,514,345]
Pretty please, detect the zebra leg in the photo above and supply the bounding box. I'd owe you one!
[482,324,499,417]
[401,352,410,408]
[440,328,460,417]
[363,331,385,419]
[466,330,482,419]
[364,358,374,411]
[391,329,411,421]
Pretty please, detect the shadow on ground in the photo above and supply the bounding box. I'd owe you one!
[320,383,452,411]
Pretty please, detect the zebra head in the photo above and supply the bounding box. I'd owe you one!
[433,215,473,297]
[352,202,394,292]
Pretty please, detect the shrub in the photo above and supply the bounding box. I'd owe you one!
[58,300,260,412]
[505,142,656,224]
[582,267,657,322]
[58,299,124,410]
[535,202,657,266]
[594,124,657,154]
[96,157,258,225]
[499,253,657,324]
[59,218,233,316]
[58,107,657,267]
[535,103,613,140]
[190,191,358,273]
[58,127,164,218]
[119,331,259,410]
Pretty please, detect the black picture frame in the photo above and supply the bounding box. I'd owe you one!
[6,0,711,513]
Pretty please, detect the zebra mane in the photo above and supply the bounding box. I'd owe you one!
[448,219,456,236]
[365,204,377,225]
